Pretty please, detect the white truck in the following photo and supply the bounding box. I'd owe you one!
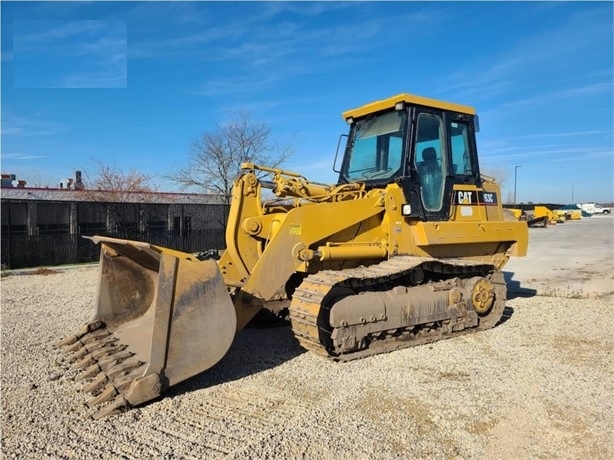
[579,203,611,215]
[593,205,611,214]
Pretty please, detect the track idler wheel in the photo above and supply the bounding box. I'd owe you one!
[465,277,496,315]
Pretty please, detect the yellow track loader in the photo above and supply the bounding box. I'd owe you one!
[57,93,529,419]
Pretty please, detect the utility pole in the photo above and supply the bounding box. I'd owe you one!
[514,165,522,205]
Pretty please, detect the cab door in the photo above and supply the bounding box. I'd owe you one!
[404,109,482,222]
[411,109,448,219]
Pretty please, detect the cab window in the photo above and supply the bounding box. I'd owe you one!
[413,113,445,211]
[342,111,405,182]
[450,121,474,176]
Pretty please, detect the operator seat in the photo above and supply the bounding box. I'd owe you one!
[421,147,439,173]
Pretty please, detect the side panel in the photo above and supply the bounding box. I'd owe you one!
[449,184,500,222]
[383,185,528,267]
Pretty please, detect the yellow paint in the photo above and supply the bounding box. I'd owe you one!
[289,223,302,235]
[342,93,475,120]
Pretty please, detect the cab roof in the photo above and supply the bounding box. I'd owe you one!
[342,93,476,120]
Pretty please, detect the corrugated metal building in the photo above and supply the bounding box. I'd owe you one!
[1,179,228,269]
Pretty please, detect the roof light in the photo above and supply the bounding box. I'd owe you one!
[395,101,406,111]
[345,116,354,125]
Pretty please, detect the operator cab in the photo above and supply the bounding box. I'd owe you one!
[337,93,482,220]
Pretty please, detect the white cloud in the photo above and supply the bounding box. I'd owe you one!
[2,153,47,160]
[438,5,612,106]
[13,20,127,88]
[1,116,68,137]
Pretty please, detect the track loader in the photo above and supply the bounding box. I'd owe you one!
[57,93,529,419]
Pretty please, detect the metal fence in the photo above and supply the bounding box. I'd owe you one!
[1,199,228,269]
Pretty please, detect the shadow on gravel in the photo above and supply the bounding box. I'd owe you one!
[504,271,537,300]
[167,322,306,398]
[156,272,537,401]
[497,306,514,326]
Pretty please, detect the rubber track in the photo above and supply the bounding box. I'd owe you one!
[288,256,506,361]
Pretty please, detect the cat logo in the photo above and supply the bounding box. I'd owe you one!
[457,191,473,205]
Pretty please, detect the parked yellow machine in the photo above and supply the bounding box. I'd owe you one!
[507,208,523,220]
[554,209,582,221]
[567,209,583,220]
[57,93,529,418]
[533,206,558,225]
[520,205,558,227]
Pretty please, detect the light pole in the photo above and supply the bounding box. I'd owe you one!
[571,185,574,204]
[514,165,522,205]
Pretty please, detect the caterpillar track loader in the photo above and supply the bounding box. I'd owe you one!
[56,93,528,419]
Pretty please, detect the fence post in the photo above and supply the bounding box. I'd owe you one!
[6,202,12,268]
[181,204,186,252]
[27,202,38,236]
[70,201,78,263]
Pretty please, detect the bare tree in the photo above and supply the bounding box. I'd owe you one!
[481,162,512,203]
[170,111,295,204]
[83,159,158,201]
[81,159,159,239]
[481,163,510,188]
[10,169,55,188]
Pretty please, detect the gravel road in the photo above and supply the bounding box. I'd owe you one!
[2,216,613,459]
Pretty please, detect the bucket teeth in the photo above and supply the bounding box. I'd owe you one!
[114,376,137,393]
[91,344,127,361]
[90,396,128,420]
[77,363,102,381]
[79,330,112,345]
[107,360,144,378]
[72,355,95,370]
[65,341,86,353]
[86,337,119,353]
[67,347,89,362]
[55,320,105,348]
[81,320,105,335]
[84,373,109,394]
[65,338,118,362]
[81,359,145,394]
[86,385,117,407]
[89,336,118,351]
[62,331,113,354]
[55,334,80,348]
[69,340,124,364]
[98,351,133,369]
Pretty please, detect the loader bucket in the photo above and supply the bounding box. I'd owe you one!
[56,236,236,419]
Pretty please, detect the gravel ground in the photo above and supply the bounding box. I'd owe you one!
[2,217,613,459]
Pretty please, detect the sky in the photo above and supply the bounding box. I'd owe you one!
[1,1,613,204]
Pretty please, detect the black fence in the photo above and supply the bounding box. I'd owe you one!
[502,203,565,211]
[1,199,228,269]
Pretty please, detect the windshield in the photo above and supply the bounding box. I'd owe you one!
[340,110,406,183]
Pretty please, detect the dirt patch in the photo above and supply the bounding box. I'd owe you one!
[467,419,498,435]
[551,335,614,370]
[30,268,61,276]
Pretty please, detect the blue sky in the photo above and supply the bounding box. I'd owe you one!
[1,1,612,204]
